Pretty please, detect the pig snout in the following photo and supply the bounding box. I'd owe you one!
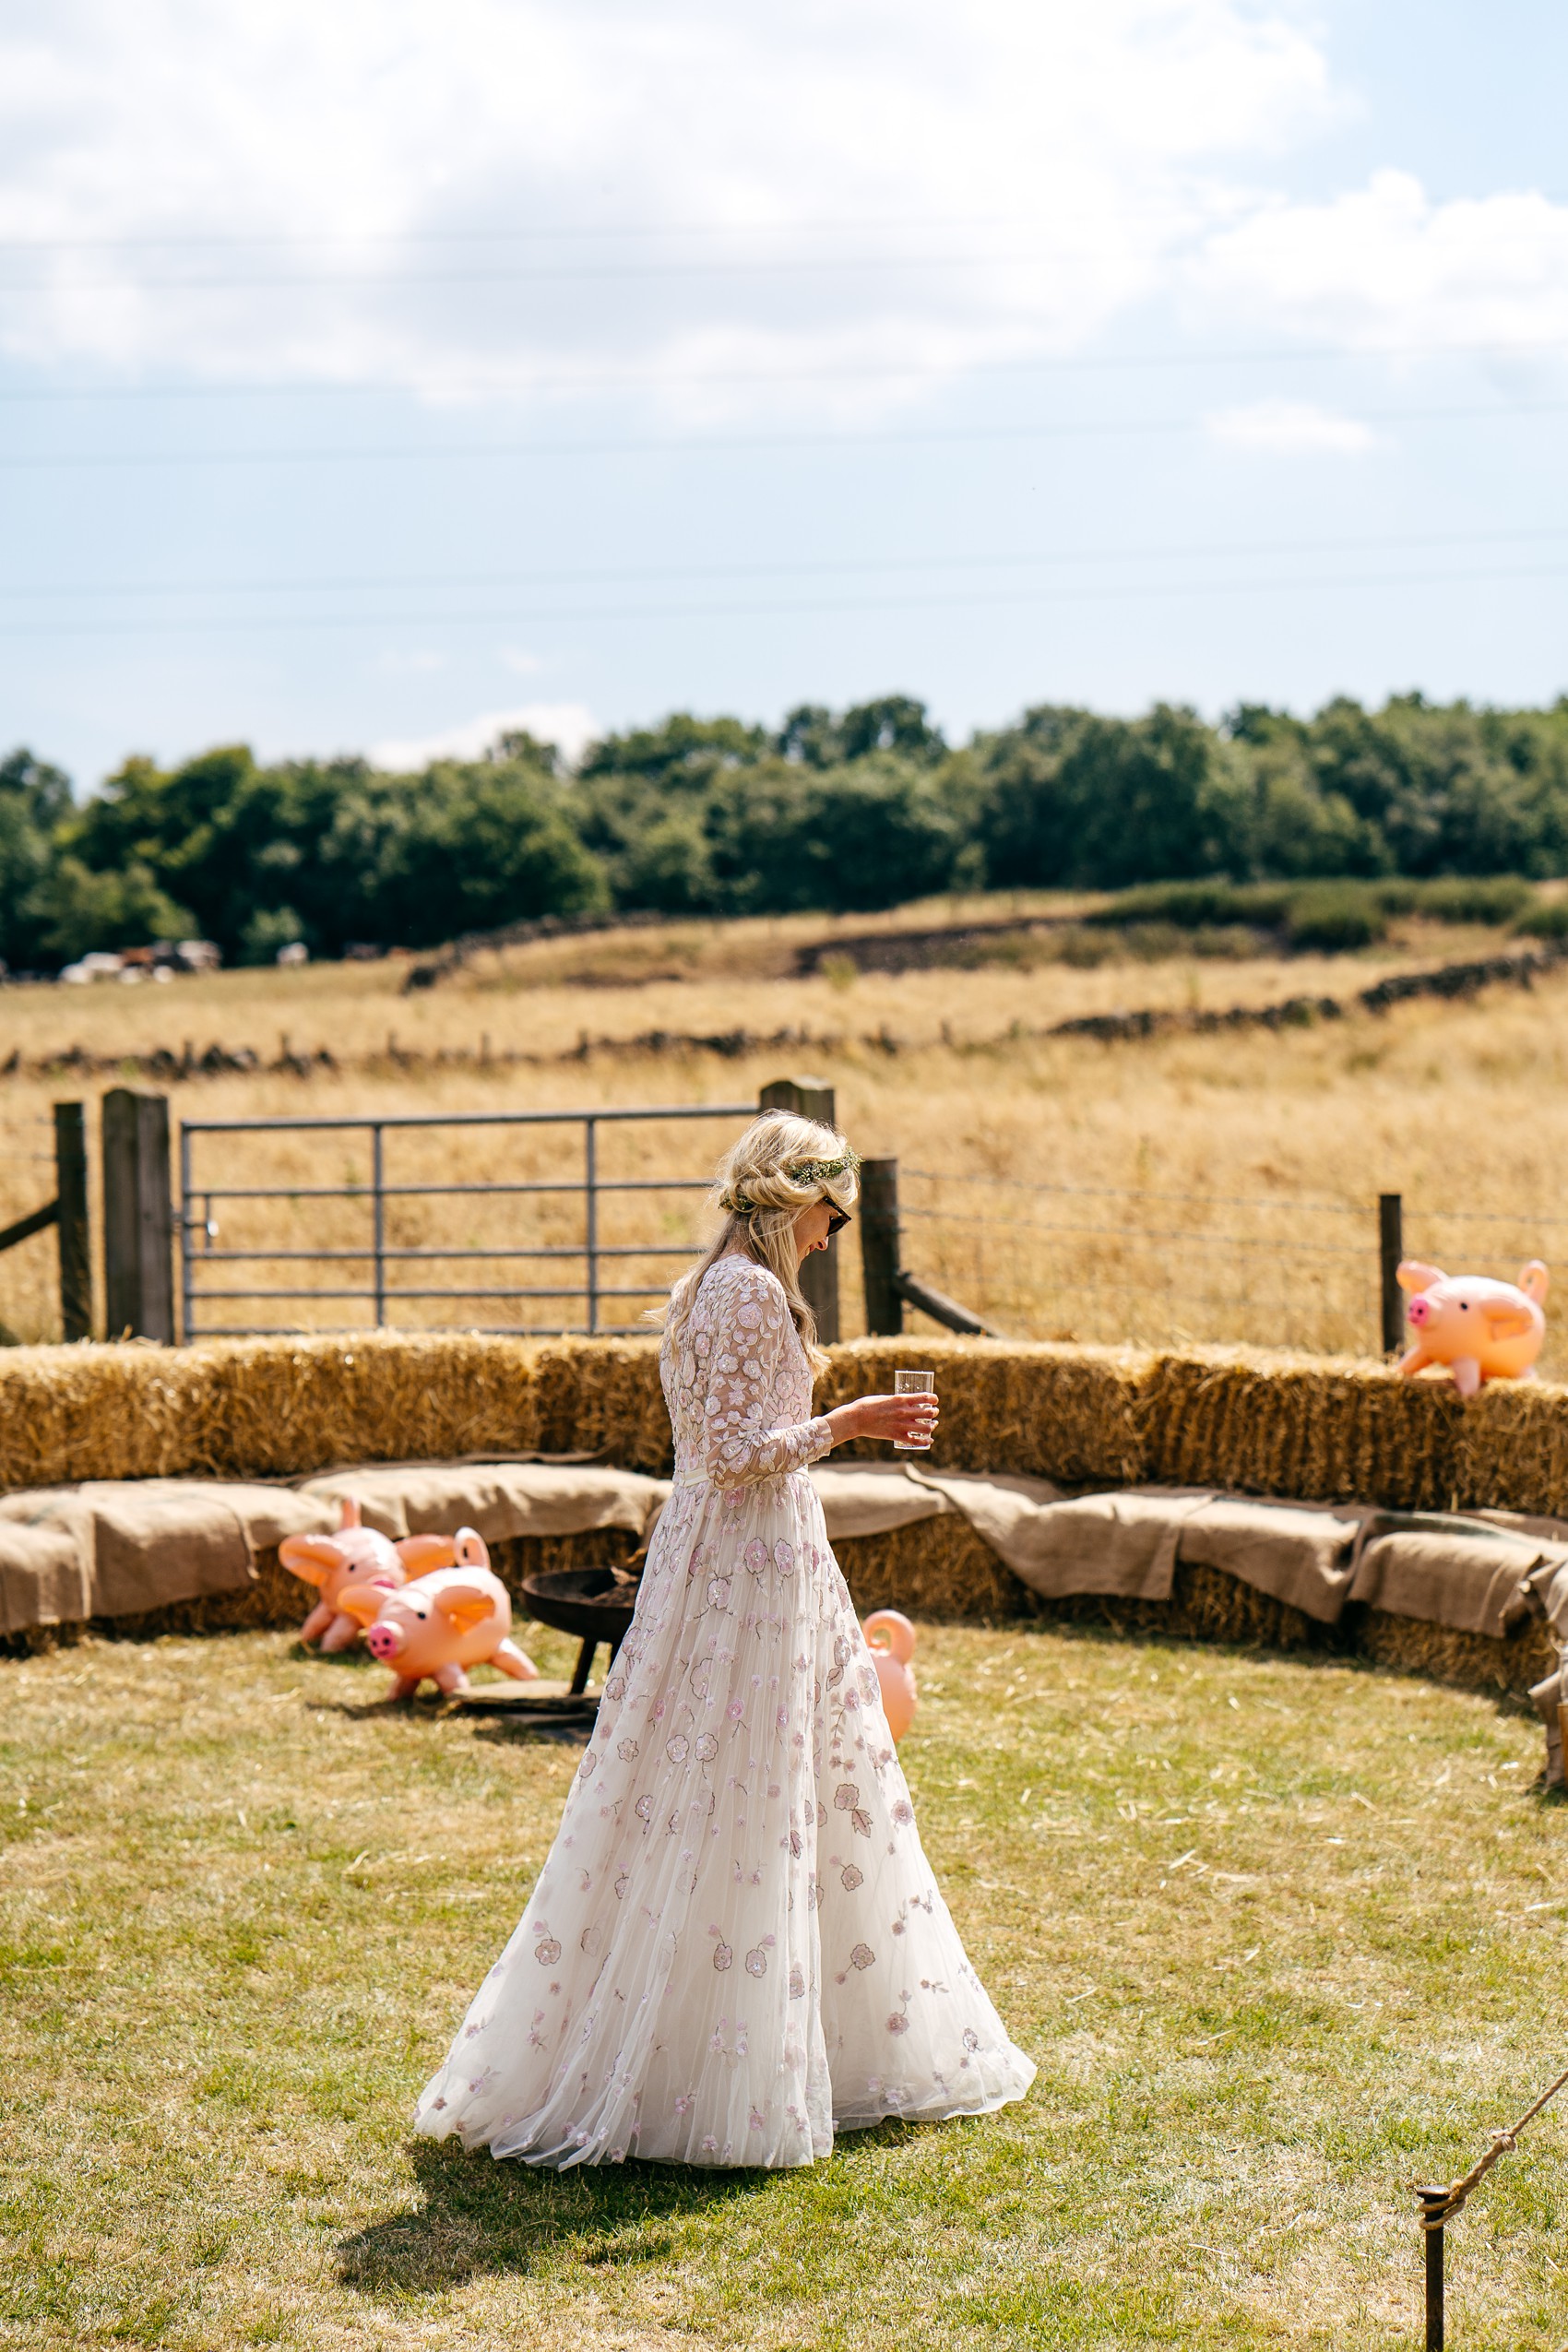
[1406,1295,1431,1327]
[365,1620,406,1660]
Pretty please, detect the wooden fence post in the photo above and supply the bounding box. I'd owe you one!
[102,1088,174,1343]
[861,1157,903,1336]
[759,1076,839,1343]
[1379,1193,1405,1358]
[53,1101,91,1341]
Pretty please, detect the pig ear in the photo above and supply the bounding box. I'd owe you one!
[279,1535,343,1588]
[1485,1303,1535,1339]
[335,1582,387,1628]
[396,1534,457,1579]
[1397,1260,1444,1294]
[453,1526,491,1572]
[1519,1260,1550,1303]
[434,1579,495,1634]
[338,1495,362,1531]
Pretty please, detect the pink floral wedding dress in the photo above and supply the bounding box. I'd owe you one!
[413,1252,1035,2168]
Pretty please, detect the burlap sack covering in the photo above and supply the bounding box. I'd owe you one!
[808,1463,951,1540]
[909,1471,1209,1601]
[0,1514,93,1633]
[1347,1513,1551,1639]
[296,1459,671,1544]
[1177,1496,1368,1623]
[0,1478,335,1621]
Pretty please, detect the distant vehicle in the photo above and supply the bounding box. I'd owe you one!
[53,938,221,983]
[276,941,309,966]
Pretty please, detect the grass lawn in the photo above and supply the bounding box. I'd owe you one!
[2,1617,1565,2349]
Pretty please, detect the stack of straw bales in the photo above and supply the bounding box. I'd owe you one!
[4,1331,1567,1692]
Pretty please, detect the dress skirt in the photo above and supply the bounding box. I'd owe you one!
[413,1463,1035,2168]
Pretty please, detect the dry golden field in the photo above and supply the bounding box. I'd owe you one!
[2,893,1566,1371]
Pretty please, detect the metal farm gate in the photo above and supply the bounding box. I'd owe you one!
[178,1102,754,1339]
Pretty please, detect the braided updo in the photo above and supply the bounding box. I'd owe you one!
[661,1109,860,1360]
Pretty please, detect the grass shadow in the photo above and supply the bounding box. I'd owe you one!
[339,2134,775,2294]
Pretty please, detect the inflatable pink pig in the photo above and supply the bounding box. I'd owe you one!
[280,1496,456,1653]
[336,1528,539,1699]
[1396,1257,1550,1397]
[862,1609,917,1742]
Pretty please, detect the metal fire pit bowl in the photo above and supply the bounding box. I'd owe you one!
[456,1565,639,1731]
[520,1566,639,1668]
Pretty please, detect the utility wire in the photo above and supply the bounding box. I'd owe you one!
[3,333,1568,404]
[0,555,1565,639]
[0,395,1564,471]
[2,521,1565,605]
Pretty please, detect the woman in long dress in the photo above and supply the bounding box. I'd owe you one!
[414,1110,1035,2168]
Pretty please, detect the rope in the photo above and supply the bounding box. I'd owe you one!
[1419,2062,1568,2227]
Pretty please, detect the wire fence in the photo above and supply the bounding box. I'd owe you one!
[897,1169,1568,1372]
[2,1099,1565,1368]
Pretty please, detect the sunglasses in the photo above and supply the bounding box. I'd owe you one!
[826,1209,852,1238]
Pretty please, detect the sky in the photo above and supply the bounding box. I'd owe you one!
[1,0,1566,788]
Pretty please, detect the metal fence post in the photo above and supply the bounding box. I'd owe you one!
[861,1157,903,1336]
[1379,1192,1405,1357]
[372,1123,386,1326]
[53,1101,91,1341]
[101,1087,174,1343]
[1416,2188,1445,2348]
[760,1077,838,1343]
[585,1115,599,1335]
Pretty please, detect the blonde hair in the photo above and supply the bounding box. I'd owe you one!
[660,1110,860,1362]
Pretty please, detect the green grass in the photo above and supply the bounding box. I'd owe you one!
[2,1620,1566,2348]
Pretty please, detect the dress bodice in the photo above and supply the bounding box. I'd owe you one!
[659,1253,833,1486]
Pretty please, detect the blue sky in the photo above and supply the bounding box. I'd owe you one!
[1,0,1564,788]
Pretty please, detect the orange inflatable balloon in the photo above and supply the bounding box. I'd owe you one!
[1396,1257,1549,1398]
[862,1608,917,1742]
[336,1527,539,1700]
[279,1496,453,1653]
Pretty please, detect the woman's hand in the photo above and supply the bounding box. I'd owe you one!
[825,1392,939,1449]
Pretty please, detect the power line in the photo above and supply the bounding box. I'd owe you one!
[3,333,1567,405]
[0,394,1564,471]
[2,553,1565,641]
[2,522,1566,605]
[3,220,1568,295]
[0,191,1563,254]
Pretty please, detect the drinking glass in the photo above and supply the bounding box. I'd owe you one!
[893,1368,936,1452]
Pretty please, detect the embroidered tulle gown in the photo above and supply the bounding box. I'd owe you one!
[414,1252,1035,2168]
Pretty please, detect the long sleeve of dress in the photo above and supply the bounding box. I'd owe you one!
[697,1261,833,1487]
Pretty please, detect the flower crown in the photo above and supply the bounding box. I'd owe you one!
[722,1146,861,1217]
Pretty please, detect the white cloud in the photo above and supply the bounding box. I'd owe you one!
[1206,398,1374,455]
[0,1,1337,418]
[1192,168,1568,350]
[371,701,600,768]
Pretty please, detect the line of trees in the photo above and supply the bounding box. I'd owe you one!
[5,689,1568,969]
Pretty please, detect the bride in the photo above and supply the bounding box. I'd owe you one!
[414,1109,1035,2168]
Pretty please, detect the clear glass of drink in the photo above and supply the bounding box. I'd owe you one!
[893,1368,936,1452]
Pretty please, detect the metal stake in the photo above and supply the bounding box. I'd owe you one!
[1416,2187,1445,2349]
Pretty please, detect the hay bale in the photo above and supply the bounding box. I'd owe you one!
[0,1333,551,1488]
[833,1512,1021,1621]
[1343,1603,1557,1701]
[531,1337,670,1474]
[1137,1347,1467,1507]
[1007,1562,1322,1655]
[1450,1379,1568,1518]
[818,1338,1148,1487]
